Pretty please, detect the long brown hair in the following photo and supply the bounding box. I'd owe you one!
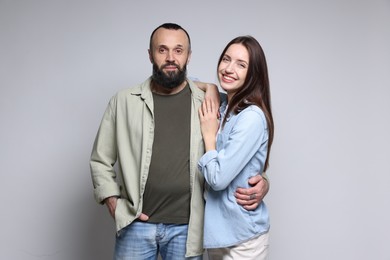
[219,36,274,171]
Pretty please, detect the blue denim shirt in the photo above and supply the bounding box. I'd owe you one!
[198,101,270,248]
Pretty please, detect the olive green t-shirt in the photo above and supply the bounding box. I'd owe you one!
[142,85,191,224]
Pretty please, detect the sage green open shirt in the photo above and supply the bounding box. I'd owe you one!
[90,77,205,257]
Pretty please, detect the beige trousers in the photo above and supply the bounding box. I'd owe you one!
[207,232,269,260]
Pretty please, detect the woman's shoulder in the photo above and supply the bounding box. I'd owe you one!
[239,105,267,127]
[242,105,265,118]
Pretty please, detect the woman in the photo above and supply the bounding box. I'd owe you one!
[198,36,274,260]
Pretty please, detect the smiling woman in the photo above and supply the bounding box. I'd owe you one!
[198,36,274,260]
[218,44,250,100]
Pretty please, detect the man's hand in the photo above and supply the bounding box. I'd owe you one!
[235,175,269,210]
[137,213,150,221]
[105,197,150,221]
[104,196,118,218]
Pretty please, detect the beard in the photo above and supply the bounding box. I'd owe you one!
[151,62,187,89]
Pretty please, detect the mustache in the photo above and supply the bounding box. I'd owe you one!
[162,62,180,70]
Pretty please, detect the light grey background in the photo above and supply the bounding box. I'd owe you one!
[1,0,389,259]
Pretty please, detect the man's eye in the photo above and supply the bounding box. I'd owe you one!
[175,49,183,54]
[159,48,166,53]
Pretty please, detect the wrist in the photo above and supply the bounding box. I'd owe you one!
[104,196,119,204]
[203,136,216,150]
[205,143,216,152]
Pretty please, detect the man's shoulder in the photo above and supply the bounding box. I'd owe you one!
[113,78,152,99]
[115,86,140,97]
[186,79,205,101]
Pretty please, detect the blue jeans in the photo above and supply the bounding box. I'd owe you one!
[114,221,203,260]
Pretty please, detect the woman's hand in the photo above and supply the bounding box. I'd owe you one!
[198,99,219,151]
[195,81,221,116]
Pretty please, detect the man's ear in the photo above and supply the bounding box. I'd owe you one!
[148,49,153,63]
[186,50,192,65]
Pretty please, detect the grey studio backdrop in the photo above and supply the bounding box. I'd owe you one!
[1,0,389,259]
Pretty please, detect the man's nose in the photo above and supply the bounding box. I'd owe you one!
[166,51,174,62]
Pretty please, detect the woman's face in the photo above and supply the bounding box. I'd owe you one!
[218,43,249,100]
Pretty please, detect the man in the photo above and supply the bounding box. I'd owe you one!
[90,23,269,259]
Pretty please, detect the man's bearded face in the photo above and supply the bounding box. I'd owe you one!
[151,61,187,89]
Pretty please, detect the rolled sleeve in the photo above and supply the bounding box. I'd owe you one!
[198,150,218,180]
[94,182,121,204]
